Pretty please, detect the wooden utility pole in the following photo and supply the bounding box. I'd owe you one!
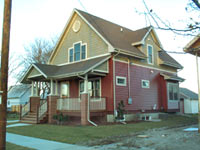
[0,0,12,149]
[196,53,200,133]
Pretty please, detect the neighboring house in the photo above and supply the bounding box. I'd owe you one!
[20,9,183,124]
[179,88,198,114]
[7,84,31,112]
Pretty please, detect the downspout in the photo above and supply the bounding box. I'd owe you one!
[84,74,97,126]
[113,50,120,118]
[128,58,131,99]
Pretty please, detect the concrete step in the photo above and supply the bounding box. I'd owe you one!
[20,120,37,124]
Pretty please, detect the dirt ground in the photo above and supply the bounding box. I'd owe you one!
[91,125,200,150]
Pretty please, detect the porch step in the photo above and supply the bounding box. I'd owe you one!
[20,120,37,124]
[20,111,48,124]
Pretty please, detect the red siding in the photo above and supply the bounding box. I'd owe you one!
[101,58,114,113]
[160,76,168,111]
[115,61,167,112]
[69,79,79,98]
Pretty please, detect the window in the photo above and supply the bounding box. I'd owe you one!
[74,43,81,61]
[116,76,126,86]
[147,45,153,64]
[79,79,100,97]
[81,45,86,59]
[142,80,150,88]
[61,82,69,97]
[69,48,73,62]
[168,83,179,101]
[68,42,87,62]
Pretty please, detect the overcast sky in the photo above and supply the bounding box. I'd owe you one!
[0,0,199,92]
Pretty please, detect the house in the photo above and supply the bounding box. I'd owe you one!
[7,84,31,112]
[179,88,198,114]
[20,9,183,125]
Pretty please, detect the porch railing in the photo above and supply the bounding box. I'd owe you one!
[20,101,30,118]
[37,100,48,123]
[57,97,106,111]
[57,98,81,111]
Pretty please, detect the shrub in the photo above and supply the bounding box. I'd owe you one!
[53,113,69,125]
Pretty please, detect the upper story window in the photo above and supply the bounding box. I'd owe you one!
[147,45,153,64]
[68,42,87,63]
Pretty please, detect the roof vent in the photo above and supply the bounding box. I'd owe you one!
[120,28,123,32]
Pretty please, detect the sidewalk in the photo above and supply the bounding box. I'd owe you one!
[7,133,93,150]
[6,123,94,150]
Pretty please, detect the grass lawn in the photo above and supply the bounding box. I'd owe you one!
[6,142,35,150]
[7,115,197,145]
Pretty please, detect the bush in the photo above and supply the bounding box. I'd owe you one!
[115,100,125,121]
[53,113,69,125]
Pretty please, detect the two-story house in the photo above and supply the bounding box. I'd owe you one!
[20,9,183,125]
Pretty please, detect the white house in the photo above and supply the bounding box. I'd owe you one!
[180,88,198,114]
[7,84,31,111]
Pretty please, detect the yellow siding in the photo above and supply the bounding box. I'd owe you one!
[50,14,108,65]
[28,68,41,78]
[94,61,108,72]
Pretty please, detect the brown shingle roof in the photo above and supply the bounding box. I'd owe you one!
[159,51,183,69]
[76,9,148,58]
[34,55,110,79]
[76,9,182,68]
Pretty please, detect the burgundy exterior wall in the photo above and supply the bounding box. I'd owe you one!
[115,61,170,112]
[101,58,114,113]
[69,79,79,98]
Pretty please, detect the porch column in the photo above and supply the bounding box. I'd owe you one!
[55,80,58,96]
[84,74,88,93]
[50,79,54,95]
[35,81,38,96]
[31,81,34,96]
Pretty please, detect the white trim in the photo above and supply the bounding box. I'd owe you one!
[184,33,200,50]
[28,74,43,79]
[68,47,74,63]
[113,59,177,74]
[32,64,48,78]
[167,82,179,101]
[115,48,146,59]
[141,80,150,88]
[58,53,110,66]
[147,44,154,65]
[116,76,127,86]
[92,69,108,73]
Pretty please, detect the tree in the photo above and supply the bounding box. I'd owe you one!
[138,0,200,36]
[18,37,58,98]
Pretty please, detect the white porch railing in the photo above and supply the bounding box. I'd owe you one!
[38,100,48,119]
[57,97,106,111]
[21,102,30,117]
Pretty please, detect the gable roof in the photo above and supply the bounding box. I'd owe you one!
[8,84,31,99]
[49,8,181,69]
[180,88,198,100]
[21,55,110,83]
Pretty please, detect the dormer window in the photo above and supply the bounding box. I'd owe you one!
[147,45,153,64]
[68,42,87,63]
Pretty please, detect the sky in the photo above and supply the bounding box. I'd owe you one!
[0,0,199,92]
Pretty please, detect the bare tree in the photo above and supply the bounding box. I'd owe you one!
[137,0,200,36]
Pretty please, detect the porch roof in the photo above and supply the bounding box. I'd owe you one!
[21,55,110,83]
[160,72,184,82]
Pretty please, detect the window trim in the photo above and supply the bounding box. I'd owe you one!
[147,44,154,65]
[141,80,150,88]
[60,81,70,98]
[116,76,127,86]
[167,82,179,101]
[68,41,87,63]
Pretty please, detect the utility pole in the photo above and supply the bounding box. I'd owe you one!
[196,52,200,133]
[0,0,12,149]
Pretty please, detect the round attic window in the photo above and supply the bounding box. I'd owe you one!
[72,20,81,33]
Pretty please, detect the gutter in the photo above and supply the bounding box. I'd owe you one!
[87,94,97,126]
